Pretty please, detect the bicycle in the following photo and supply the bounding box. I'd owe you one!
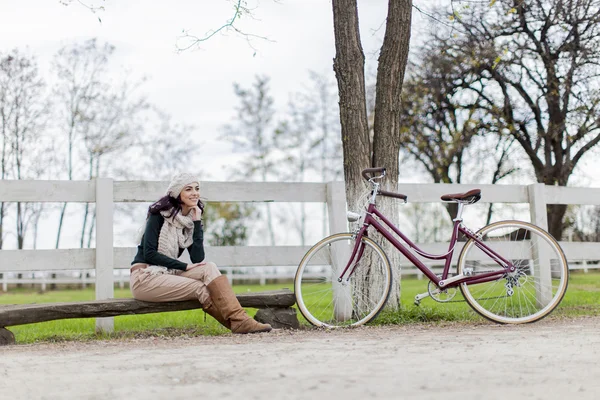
[294,167,569,328]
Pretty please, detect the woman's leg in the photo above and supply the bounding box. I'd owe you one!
[130,269,206,303]
[206,275,272,334]
[178,262,231,328]
[179,262,220,305]
[181,261,272,333]
[130,264,271,334]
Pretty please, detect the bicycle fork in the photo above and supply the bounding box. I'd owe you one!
[337,235,367,283]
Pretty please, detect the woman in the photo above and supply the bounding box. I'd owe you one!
[130,172,272,334]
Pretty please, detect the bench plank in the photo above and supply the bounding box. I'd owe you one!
[0,289,295,327]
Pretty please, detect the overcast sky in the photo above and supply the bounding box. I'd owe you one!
[0,0,416,181]
[2,1,599,185]
[3,1,600,249]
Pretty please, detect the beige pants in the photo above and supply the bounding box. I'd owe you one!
[130,262,221,307]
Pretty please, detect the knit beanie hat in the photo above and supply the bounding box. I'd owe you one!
[166,173,199,198]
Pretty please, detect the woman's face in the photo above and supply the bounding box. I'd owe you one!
[179,182,200,209]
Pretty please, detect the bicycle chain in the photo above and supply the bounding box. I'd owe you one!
[431,270,509,303]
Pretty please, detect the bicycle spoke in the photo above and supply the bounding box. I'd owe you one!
[295,234,392,328]
[459,221,568,323]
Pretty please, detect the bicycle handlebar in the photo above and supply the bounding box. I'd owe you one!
[378,189,407,202]
[361,167,386,180]
[361,167,408,202]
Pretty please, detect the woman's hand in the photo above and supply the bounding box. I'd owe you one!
[186,262,206,271]
[190,206,203,221]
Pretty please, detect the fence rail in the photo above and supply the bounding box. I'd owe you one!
[2,179,600,330]
[0,179,347,332]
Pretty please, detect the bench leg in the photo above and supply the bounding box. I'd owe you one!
[0,327,15,346]
[254,307,299,329]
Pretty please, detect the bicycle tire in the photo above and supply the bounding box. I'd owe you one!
[294,233,393,328]
[457,220,569,324]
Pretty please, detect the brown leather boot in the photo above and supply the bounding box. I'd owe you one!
[206,276,272,334]
[203,301,230,329]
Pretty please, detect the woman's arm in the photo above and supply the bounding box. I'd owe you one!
[142,213,188,271]
[188,221,205,263]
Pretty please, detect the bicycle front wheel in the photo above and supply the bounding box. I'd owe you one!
[294,233,393,328]
[457,220,569,324]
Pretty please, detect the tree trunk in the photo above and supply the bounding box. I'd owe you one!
[547,204,567,240]
[87,207,96,248]
[332,0,372,212]
[80,203,89,248]
[81,156,95,247]
[332,0,412,311]
[0,202,4,250]
[55,203,68,248]
[16,202,23,288]
[369,0,412,308]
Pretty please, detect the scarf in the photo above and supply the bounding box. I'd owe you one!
[157,208,195,259]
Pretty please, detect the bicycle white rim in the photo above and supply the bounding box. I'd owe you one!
[457,220,568,324]
[294,233,392,328]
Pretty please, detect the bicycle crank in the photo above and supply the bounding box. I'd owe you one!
[428,277,457,303]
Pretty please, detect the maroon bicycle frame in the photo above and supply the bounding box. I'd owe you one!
[338,202,513,288]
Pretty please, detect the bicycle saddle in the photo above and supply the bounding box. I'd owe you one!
[440,189,481,203]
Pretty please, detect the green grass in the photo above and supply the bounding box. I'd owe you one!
[296,271,600,326]
[1,272,599,344]
[383,271,600,324]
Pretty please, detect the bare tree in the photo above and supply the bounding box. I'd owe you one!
[79,77,148,248]
[398,44,518,221]
[0,50,49,250]
[132,108,198,180]
[274,104,313,246]
[222,75,278,246]
[442,0,600,239]
[0,53,15,251]
[52,39,114,248]
[304,71,343,237]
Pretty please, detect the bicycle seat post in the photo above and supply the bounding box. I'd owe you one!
[454,202,465,222]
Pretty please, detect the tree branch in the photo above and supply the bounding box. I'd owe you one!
[176,0,274,53]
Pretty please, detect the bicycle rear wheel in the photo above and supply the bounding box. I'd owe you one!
[294,233,393,328]
[457,220,568,324]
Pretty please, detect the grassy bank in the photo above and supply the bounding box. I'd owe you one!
[1,271,598,344]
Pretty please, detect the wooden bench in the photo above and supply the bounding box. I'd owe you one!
[0,289,299,346]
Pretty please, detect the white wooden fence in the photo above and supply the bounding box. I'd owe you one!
[1,179,600,331]
[0,179,346,332]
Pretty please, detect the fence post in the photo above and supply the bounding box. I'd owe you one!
[527,183,552,306]
[95,178,114,333]
[528,183,548,231]
[327,181,347,235]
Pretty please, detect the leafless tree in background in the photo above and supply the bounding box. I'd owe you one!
[438,0,600,239]
[398,44,518,221]
[52,39,114,248]
[79,76,148,248]
[0,50,50,250]
[222,75,278,245]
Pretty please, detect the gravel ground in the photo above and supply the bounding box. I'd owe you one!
[1,316,600,400]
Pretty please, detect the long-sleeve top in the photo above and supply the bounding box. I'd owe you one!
[131,213,205,271]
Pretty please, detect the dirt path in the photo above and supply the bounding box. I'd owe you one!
[1,316,600,400]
